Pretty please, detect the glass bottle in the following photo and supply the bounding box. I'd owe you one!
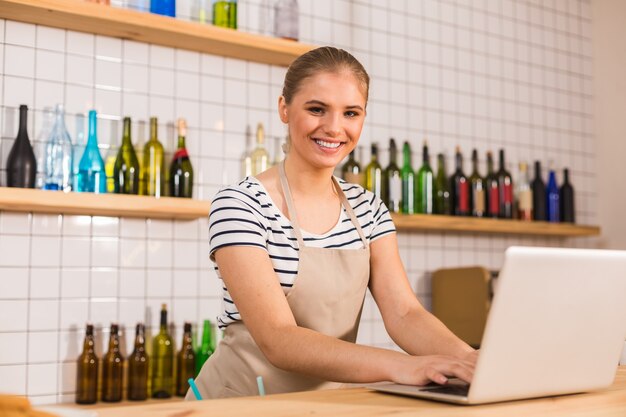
[76,110,106,193]
[195,319,215,375]
[532,161,547,221]
[34,107,54,189]
[251,123,269,176]
[127,323,149,401]
[546,167,560,223]
[383,139,401,213]
[449,146,469,216]
[75,324,98,405]
[560,168,575,223]
[72,113,86,190]
[516,162,533,221]
[170,118,194,198]
[433,153,451,215]
[341,150,363,186]
[497,149,513,219]
[142,117,165,197]
[416,140,433,214]
[152,304,174,398]
[113,117,140,194]
[274,0,299,41]
[176,322,196,396]
[102,323,124,402]
[469,149,485,217]
[104,120,119,194]
[365,143,383,200]
[213,0,237,29]
[150,0,176,17]
[43,104,74,192]
[6,105,37,188]
[485,151,499,218]
[400,141,416,214]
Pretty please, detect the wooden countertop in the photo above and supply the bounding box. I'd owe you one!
[88,366,626,417]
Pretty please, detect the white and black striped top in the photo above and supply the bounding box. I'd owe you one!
[209,177,396,329]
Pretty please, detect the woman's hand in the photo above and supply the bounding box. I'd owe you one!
[391,354,476,386]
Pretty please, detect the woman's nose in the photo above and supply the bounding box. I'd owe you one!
[323,112,342,137]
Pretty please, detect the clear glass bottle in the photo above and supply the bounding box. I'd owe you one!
[76,110,106,193]
[274,0,298,41]
[35,107,54,189]
[250,123,269,176]
[43,104,74,192]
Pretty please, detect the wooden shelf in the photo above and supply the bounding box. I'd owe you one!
[0,187,210,220]
[0,0,315,66]
[390,213,600,237]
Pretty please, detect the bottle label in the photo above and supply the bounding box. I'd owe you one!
[518,190,532,211]
[489,184,499,215]
[345,172,364,186]
[502,182,513,204]
[390,174,401,204]
[459,179,469,212]
[473,188,485,213]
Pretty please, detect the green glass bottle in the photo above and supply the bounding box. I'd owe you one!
[113,117,140,194]
[383,138,401,213]
[341,150,364,186]
[101,323,124,402]
[142,117,165,197]
[170,118,194,198]
[75,324,98,405]
[400,141,416,214]
[433,153,451,215]
[213,0,238,29]
[416,140,434,214]
[176,322,196,396]
[127,323,149,401]
[365,143,383,200]
[195,320,215,375]
[152,304,174,399]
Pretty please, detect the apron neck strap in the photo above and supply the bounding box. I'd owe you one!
[278,160,369,249]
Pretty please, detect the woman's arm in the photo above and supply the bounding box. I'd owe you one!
[368,232,476,360]
[216,245,475,385]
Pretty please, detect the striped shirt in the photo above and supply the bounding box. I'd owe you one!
[209,177,396,328]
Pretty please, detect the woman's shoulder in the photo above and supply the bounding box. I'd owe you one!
[335,177,378,207]
[212,177,267,204]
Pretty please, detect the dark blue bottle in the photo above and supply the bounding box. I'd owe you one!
[546,169,560,223]
[150,0,176,17]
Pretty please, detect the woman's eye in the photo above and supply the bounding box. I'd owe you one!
[308,107,323,114]
[345,111,359,117]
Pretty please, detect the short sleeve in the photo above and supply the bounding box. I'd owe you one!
[208,187,269,262]
[369,194,396,242]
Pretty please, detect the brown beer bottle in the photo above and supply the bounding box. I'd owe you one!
[101,323,124,402]
[176,322,196,396]
[127,323,149,401]
[75,324,99,404]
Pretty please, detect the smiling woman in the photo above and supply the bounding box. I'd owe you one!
[189,46,477,400]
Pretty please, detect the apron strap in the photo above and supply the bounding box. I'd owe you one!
[278,160,369,250]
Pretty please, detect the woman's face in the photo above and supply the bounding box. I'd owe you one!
[279,70,367,170]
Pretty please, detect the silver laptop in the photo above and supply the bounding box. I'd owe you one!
[369,246,626,404]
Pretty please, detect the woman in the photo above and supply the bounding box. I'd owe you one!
[190,46,476,399]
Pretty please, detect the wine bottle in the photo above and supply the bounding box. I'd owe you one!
[142,117,165,197]
[170,118,194,198]
[516,162,532,221]
[43,104,74,192]
[113,117,140,194]
[546,168,560,223]
[416,140,433,214]
[274,0,299,41]
[6,105,37,188]
[176,322,196,397]
[341,150,364,186]
[127,323,149,401]
[75,324,98,405]
[102,323,124,402]
[400,141,416,214]
[152,304,174,398]
[532,160,547,221]
[469,149,486,217]
[485,152,499,218]
[195,319,215,375]
[104,120,118,193]
[497,149,513,219]
[449,146,469,216]
[383,138,401,213]
[433,153,451,215]
[365,143,383,200]
[213,0,237,29]
[251,123,269,176]
[76,110,106,193]
[560,168,575,223]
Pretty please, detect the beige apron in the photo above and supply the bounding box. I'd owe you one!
[188,162,370,399]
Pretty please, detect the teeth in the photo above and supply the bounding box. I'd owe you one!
[315,139,341,149]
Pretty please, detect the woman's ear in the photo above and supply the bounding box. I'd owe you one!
[278,96,289,123]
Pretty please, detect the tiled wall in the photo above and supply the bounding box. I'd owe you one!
[0,0,596,404]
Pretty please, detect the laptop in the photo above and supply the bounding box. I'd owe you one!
[369,246,626,404]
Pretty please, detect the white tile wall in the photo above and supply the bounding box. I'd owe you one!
[0,0,596,404]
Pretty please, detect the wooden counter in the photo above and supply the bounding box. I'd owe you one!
[89,366,626,417]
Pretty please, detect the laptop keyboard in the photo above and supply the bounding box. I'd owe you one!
[421,384,470,397]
